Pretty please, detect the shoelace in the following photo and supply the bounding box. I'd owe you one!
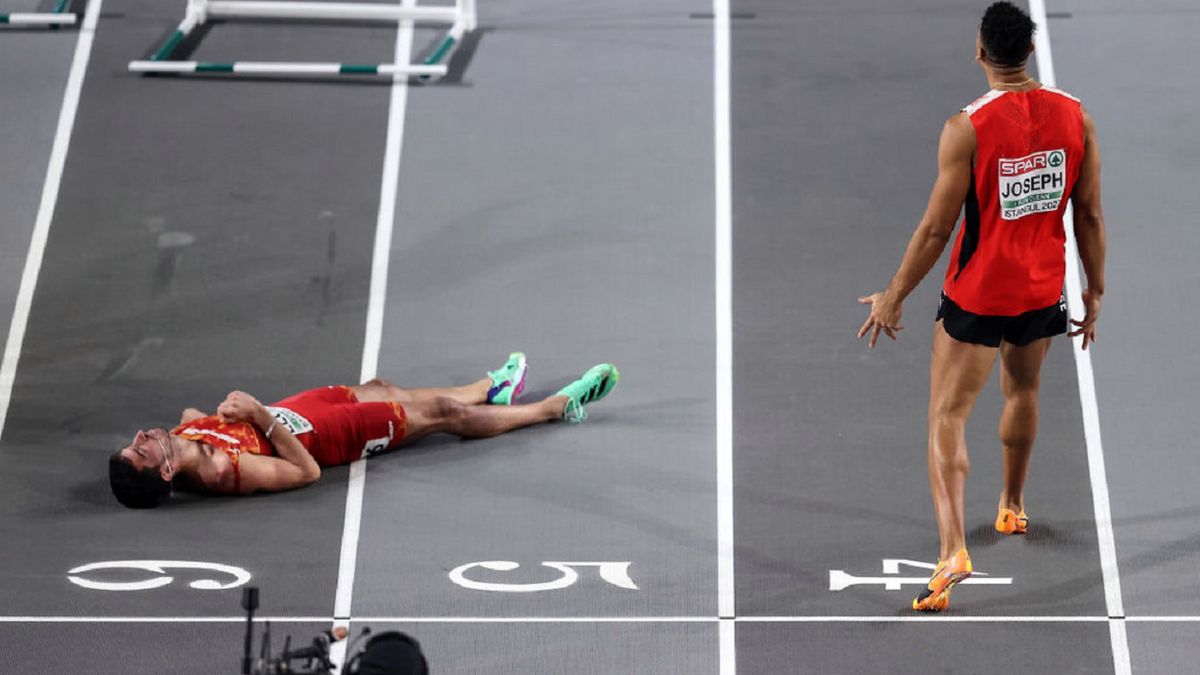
[562,398,589,424]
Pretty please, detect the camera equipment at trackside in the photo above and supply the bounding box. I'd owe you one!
[240,587,428,675]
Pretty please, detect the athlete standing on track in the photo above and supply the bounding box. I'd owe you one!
[856,1,1107,611]
[109,354,619,508]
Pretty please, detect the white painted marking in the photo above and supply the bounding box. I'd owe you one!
[829,558,1011,591]
[0,617,335,623]
[830,557,1008,588]
[67,561,252,592]
[740,615,1111,623]
[448,561,638,593]
[719,619,736,673]
[330,3,416,671]
[712,0,734,622]
[0,0,104,444]
[0,615,716,623]
[829,571,1012,592]
[713,0,735,669]
[9,614,1179,624]
[1028,2,1130,674]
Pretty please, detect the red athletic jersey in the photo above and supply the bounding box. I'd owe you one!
[943,87,1085,316]
[171,386,407,492]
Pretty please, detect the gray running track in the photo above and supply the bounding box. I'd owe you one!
[1,0,1197,672]
[0,0,396,619]
[0,10,74,374]
[730,0,1111,668]
[353,0,721,634]
[1050,1,1200,672]
[0,621,718,673]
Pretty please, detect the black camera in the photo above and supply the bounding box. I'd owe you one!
[240,587,428,675]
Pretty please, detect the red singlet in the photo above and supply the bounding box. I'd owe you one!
[171,386,408,491]
[943,86,1085,316]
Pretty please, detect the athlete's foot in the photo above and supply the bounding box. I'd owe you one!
[996,497,1028,534]
[556,363,620,423]
[912,548,973,612]
[486,352,528,405]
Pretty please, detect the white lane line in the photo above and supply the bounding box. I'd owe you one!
[0,0,104,444]
[713,0,734,668]
[740,615,1110,623]
[713,0,734,625]
[12,614,1182,623]
[1028,2,1130,673]
[0,617,336,623]
[329,1,416,670]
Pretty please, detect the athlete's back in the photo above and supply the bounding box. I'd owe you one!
[944,87,1085,316]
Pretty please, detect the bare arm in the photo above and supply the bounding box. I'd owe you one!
[857,113,975,347]
[216,391,321,493]
[1067,107,1106,349]
[887,113,976,300]
[180,408,207,424]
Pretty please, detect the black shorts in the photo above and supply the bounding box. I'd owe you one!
[936,293,1067,348]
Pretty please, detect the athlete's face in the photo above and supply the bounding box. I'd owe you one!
[119,428,173,477]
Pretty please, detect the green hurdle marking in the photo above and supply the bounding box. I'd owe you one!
[53,0,71,12]
[151,29,186,61]
[423,34,457,66]
[339,64,379,74]
[0,15,9,24]
[195,62,234,72]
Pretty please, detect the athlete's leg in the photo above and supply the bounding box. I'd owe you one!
[928,322,998,560]
[402,395,568,440]
[351,378,490,406]
[997,336,1053,514]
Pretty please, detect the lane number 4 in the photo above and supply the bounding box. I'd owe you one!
[829,558,1013,591]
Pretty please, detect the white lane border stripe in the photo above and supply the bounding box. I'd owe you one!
[329,1,416,670]
[713,0,735,671]
[0,0,104,444]
[5,614,1192,623]
[1028,2,1131,673]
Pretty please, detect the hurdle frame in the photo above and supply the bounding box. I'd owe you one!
[0,0,78,27]
[128,0,476,80]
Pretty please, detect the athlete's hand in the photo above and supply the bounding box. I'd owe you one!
[1068,288,1102,350]
[217,391,264,424]
[857,290,904,349]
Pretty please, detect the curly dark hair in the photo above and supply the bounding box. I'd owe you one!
[109,452,171,509]
[980,1,1036,67]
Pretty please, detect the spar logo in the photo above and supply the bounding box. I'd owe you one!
[998,148,1067,221]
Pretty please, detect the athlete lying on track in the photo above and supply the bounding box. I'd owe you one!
[109,354,618,508]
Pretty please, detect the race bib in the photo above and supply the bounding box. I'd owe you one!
[361,420,396,458]
[265,407,314,436]
[998,149,1066,220]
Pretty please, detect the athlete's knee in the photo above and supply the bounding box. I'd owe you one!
[1001,386,1039,409]
[930,438,971,474]
[928,400,971,425]
[363,377,394,388]
[928,410,970,471]
[429,396,469,424]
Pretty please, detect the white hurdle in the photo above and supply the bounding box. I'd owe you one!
[128,0,476,80]
[0,0,78,27]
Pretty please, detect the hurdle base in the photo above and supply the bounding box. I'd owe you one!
[0,13,78,26]
[128,60,450,80]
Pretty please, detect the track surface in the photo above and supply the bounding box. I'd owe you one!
[0,1,1196,673]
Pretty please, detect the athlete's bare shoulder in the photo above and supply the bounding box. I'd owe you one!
[939,112,976,160]
[1080,105,1097,135]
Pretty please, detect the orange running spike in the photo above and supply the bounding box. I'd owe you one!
[912,548,973,612]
